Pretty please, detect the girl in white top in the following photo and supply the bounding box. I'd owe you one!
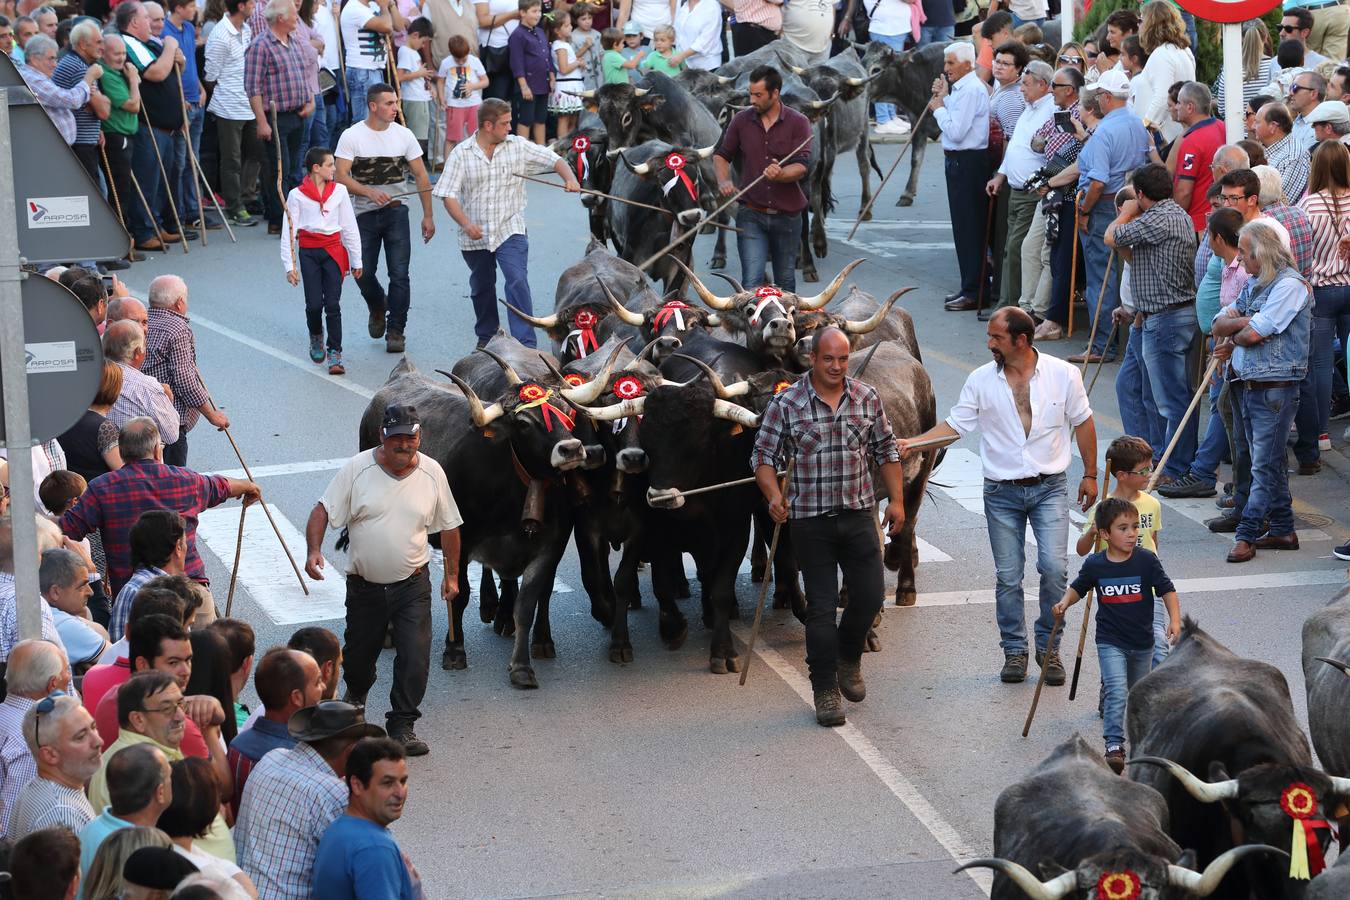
[616,0,675,39]
[438,33,488,144]
[549,14,583,133]
[672,0,721,70]
[1135,0,1194,143]
[283,147,363,375]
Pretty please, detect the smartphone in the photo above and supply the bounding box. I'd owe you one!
[101,273,117,294]
[1054,110,1072,131]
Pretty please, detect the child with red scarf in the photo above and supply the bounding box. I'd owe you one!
[283,147,364,375]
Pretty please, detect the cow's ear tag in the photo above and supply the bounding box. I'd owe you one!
[482,428,495,438]
[728,424,744,436]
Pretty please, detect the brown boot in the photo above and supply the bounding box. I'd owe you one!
[837,659,865,702]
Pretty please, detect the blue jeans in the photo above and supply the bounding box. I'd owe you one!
[1235,382,1299,544]
[737,207,800,292]
[1082,202,1120,357]
[174,103,204,221]
[983,472,1068,656]
[1187,365,1226,483]
[262,110,305,227]
[1179,9,1198,52]
[1142,305,1200,479]
[297,92,328,183]
[356,205,413,334]
[1152,599,1169,667]
[345,67,384,124]
[1010,12,1044,26]
[462,233,538,347]
[1295,284,1350,455]
[870,32,907,123]
[1116,322,1166,460]
[920,24,954,45]
[1099,641,1152,747]
[129,125,179,242]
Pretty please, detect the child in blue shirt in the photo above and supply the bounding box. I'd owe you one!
[1053,497,1181,774]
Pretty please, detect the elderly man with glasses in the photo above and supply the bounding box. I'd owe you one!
[0,640,71,838]
[15,34,103,147]
[7,693,101,839]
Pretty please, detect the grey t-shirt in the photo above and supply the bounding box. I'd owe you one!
[334,120,424,216]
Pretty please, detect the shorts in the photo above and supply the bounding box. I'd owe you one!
[446,104,479,143]
[402,98,430,140]
[513,91,549,127]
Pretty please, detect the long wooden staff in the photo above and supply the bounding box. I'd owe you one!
[98,142,132,258]
[1077,250,1115,369]
[272,102,299,276]
[139,107,189,254]
[973,193,996,316]
[1146,356,1221,493]
[1022,616,1063,737]
[514,174,743,232]
[126,167,171,251]
[846,103,932,241]
[385,35,407,125]
[174,64,207,246]
[1066,189,1083,337]
[1068,464,1109,701]
[740,459,794,686]
[226,501,246,616]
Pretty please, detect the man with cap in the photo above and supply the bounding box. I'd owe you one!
[304,405,461,757]
[234,700,384,900]
[1307,100,1350,146]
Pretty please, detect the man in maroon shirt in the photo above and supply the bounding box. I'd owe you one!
[713,64,813,292]
[1172,82,1226,231]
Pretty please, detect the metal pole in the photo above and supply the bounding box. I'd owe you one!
[1222,23,1243,144]
[1061,1,1074,49]
[0,92,43,640]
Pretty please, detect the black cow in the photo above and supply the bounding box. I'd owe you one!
[551,114,613,243]
[860,40,946,207]
[791,285,920,367]
[1128,618,1350,898]
[607,140,716,292]
[960,734,1283,899]
[601,283,719,366]
[1308,852,1350,899]
[1301,585,1350,839]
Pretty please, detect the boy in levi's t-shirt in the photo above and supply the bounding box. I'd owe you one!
[1054,497,1181,775]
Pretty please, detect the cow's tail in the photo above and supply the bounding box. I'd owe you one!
[868,143,884,180]
[335,527,350,553]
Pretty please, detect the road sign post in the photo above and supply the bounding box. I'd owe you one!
[1174,0,1282,142]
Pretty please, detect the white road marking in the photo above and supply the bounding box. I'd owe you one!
[193,313,376,400]
[916,536,953,563]
[934,450,1079,554]
[732,621,993,897]
[464,560,573,595]
[197,504,347,624]
[833,221,953,230]
[212,458,350,480]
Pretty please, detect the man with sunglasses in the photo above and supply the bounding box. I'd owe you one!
[1279,8,1331,69]
[0,640,70,838]
[8,693,100,838]
[1287,71,1326,153]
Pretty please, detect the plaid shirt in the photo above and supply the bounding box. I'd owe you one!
[750,376,900,519]
[0,573,64,664]
[18,62,90,145]
[9,777,95,838]
[1034,101,1082,164]
[109,565,168,642]
[434,134,561,251]
[1265,134,1310,204]
[0,695,37,839]
[1263,202,1315,279]
[143,308,210,433]
[59,459,232,595]
[235,741,347,900]
[1111,199,1197,315]
[244,27,312,114]
[108,362,181,446]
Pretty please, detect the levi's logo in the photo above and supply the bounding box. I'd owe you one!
[1098,577,1144,604]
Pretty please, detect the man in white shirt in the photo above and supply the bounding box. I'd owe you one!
[204,0,261,227]
[434,97,578,349]
[985,60,1054,316]
[340,0,402,124]
[780,0,833,64]
[900,308,1098,685]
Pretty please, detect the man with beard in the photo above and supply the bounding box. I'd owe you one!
[899,308,1097,686]
[8,694,102,837]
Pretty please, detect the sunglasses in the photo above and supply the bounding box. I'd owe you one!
[34,690,67,749]
[1279,24,1298,33]
[1086,51,1099,59]
[1291,84,1316,93]
[1059,55,1083,64]
[1051,82,1075,89]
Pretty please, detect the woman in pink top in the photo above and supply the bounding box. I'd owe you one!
[1296,141,1350,447]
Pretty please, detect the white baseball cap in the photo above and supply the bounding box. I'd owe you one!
[1087,69,1131,97]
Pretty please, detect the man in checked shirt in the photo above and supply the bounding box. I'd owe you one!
[751,327,907,728]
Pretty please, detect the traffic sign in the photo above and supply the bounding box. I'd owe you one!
[0,275,104,442]
[1175,0,1281,24]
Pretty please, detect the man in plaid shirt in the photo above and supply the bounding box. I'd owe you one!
[143,275,229,467]
[59,418,261,597]
[752,327,905,728]
[245,0,315,235]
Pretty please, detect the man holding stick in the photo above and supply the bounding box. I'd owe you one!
[751,327,906,728]
[900,308,1097,686]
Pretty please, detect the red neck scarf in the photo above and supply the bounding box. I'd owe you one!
[296,178,350,277]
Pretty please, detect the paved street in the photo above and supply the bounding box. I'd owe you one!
[114,138,1349,898]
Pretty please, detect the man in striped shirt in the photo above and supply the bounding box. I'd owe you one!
[0,641,70,839]
[50,21,110,185]
[7,695,101,840]
[205,0,262,226]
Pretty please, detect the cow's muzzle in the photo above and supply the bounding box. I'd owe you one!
[646,487,685,509]
[582,444,607,469]
[616,448,648,473]
[550,438,587,470]
[676,208,703,226]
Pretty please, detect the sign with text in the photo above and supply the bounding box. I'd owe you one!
[25,196,90,229]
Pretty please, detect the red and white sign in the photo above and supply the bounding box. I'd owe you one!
[1174,0,1280,24]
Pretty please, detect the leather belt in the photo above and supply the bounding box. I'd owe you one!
[1232,379,1297,390]
[347,564,428,586]
[1000,473,1057,486]
[745,203,785,215]
[1140,300,1194,319]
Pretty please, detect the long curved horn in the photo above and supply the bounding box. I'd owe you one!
[694,144,717,159]
[578,397,646,421]
[672,258,736,310]
[475,347,523,386]
[632,87,649,97]
[846,71,883,87]
[1316,656,1350,678]
[596,278,645,326]
[709,271,747,294]
[715,74,734,84]
[797,259,865,310]
[712,399,760,428]
[1329,775,1350,796]
[843,286,916,334]
[807,91,840,110]
[774,50,807,76]
[619,150,651,175]
[1128,757,1239,803]
[952,860,1076,900]
[576,88,597,99]
[538,353,566,381]
[1167,845,1288,896]
[560,341,627,405]
[500,300,559,328]
[631,337,663,365]
[606,146,628,158]
[438,370,505,427]
[670,354,751,399]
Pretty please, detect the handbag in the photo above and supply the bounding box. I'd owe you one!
[482,24,510,75]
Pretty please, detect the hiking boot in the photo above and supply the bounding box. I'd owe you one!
[368,304,386,339]
[327,350,345,375]
[386,329,405,353]
[814,687,846,726]
[1000,652,1028,683]
[1104,745,1125,774]
[1206,513,1242,533]
[309,335,325,363]
[1036,648,1067,686]
[837,659,866,702]
[1156,472,1217,499]
[390,729,429,757]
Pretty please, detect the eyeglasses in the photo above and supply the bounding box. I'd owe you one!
[1219,193,1248,204]
[34,690,67,749]
[138,698,187,717]
[1127,467,1153,476]
[1279,24,1298,33]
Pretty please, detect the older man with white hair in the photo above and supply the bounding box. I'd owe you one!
[8,694,102,838]
[1307,100,1350,145]
[51,20,111,183]
[103,321,180,446]
[244,0,314,236]
[17,34,103,146]
[143,276,228,467]
[106,296,149,332]
[0,639,69,837]
[0,517,69,672]
[930,41,993,313]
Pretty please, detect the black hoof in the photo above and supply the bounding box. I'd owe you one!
[531,641,556,659]
[802,270,819,283]
[860,207,873,222]
[710,255,726,270]
[709,656,728,674]
[441,647,467,670]
[865,628,881,653]
[493,618,516,638]
[479,599,498,623]
[660,617,688,650]
[895,589,917,608]
[896,195,914,208]
[628,595,643,610]
[609,643,634,664]
[509,666,539,689]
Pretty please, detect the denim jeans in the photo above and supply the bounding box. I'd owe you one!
[870,32,907,123]
[1142,305,1200,479]
[983,472,1068,656]
[920,24,954,45]
[357,204,413,334]
[174,103,204,222]
[343,568,432,730]
[262,110,305,227]
[300,246,343,351]
[1082,202,1120,357]
[296,92,328,183]
[1116,323,1166,460]
[1152,599,1169,667]
[1235,382,1299,543]
[1010,12,1044,26]
[790,509,884,692]
[1295,284,1350,454]
[736,207,801,292]
[345,66,384,124]
[461,233,538,347]
[1223,376,1253,513]
[1099,641,1152,747]
[129,125,179,242]
[1187,370,1226,484]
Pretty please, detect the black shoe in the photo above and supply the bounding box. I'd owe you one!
[944,291,961,302]
[976,307,993,321]
[267,222,282,235]
[814,687,846,726]
[944,296,978,312]
[368,305,387,339]
[1298,460,1322,476]
[390,729,429,756]
[1335,541,1350,562]
[837,659,865,702]
[103,257,131,271]
[1157,473,1217,499]
[1000,653,1028,683]
[1206,513,1242,533]
[1036,649,1066,686]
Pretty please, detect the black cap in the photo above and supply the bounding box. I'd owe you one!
[289,700,386,743]
[381,404,421,438]
[123,847,198,888]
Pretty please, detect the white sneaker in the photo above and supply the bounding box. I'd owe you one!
[1033,319,1064,341]
[875,118,912,135]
